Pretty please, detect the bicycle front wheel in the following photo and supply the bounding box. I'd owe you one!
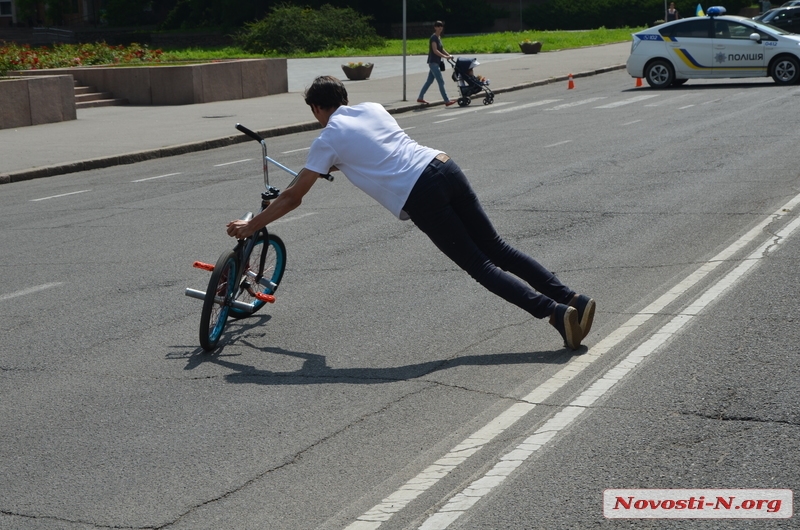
[199,250,238,351]
[229,233,286,319]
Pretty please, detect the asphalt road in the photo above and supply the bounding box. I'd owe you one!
[1,70,799,529]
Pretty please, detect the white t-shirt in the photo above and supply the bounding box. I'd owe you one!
[304,102,439,220]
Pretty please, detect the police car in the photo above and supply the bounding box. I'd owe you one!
[626,6,800,87]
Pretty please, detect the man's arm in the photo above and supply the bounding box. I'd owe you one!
[226,168,321,239]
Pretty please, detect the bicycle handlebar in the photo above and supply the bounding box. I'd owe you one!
[236,123,263,143]
[236,123,333,182]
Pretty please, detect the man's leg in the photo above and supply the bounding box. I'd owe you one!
[404,160,565,319]
[445,171,574,305]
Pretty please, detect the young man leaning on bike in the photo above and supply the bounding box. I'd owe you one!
[226,75,595,349]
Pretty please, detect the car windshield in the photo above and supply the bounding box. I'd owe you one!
[754,8,776,20]
[750,18,792,34]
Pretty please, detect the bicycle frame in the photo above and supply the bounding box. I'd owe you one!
[184,123,331,350]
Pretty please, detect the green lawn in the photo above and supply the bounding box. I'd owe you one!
[160,27,641,60]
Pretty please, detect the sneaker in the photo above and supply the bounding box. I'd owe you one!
[551,304,582,350]
[570,294,596,340]
[416,98,429,104]
[445,100,457,106]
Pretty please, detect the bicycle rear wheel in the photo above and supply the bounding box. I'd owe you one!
[199,250,237,351]
[229,233,287,319]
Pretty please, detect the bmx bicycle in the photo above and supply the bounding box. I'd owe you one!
[185,123,332,351]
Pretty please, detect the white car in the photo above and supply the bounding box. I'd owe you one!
[626,6,800,87]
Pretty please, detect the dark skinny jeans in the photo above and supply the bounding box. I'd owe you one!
[402,157,574,319]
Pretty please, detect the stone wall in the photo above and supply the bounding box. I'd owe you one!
[0,75,76,129]
[15,58,287,105]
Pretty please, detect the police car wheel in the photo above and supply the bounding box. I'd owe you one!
[644,59,674,89]
[770,55,800,85]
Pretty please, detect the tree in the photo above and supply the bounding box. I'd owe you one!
[160,0,269,30]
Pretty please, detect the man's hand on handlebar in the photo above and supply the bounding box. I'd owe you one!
[226,220,255,239]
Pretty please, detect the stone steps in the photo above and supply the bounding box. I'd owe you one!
[73,81,128,109]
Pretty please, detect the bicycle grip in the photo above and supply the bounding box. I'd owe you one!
[236,123,263,143]
[320,174,334,182]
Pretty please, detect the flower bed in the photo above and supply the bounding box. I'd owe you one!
[0,42,164,75]
[2,42,287,105]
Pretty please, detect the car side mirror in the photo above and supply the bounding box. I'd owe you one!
[750,32,762,42]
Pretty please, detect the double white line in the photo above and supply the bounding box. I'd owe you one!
[346,191,800,530]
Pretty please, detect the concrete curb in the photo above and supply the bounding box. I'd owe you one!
[0,64,625,185]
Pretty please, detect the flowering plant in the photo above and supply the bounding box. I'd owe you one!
[0,42,163,76]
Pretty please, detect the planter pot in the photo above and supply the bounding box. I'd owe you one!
[519,41,542,54]
[341,63,373,80]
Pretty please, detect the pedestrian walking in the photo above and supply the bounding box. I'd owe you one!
[227,76,596,349]
[667,2,680,21]
[417,20,456,106]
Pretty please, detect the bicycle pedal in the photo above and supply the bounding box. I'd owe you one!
[254,293,276,303]
[193,261,215,272]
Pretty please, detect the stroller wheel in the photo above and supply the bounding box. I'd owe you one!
[483,96,494,105]
[458,97,470,107]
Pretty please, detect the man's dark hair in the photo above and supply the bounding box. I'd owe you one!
[433,20,444,27]
[303,76,349,110]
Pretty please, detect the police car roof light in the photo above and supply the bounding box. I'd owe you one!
[706,6,727,16]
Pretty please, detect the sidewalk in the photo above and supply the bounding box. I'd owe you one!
[0,43,630,184]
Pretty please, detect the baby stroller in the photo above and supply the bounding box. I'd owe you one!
[449,57,495,107]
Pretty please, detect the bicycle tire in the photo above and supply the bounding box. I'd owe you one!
[228,233,287,319]
[199,250,237,351]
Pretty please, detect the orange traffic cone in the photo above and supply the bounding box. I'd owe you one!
[635,77,643,87]
[567,74,575,90]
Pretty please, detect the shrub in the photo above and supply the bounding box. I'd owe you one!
[235,4,385,54]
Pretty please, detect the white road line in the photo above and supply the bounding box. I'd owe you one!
[281,147,310,154]
[595,95,659,108]
[30,190,90,202]
[131,172,181,183]
[417,193,800,530]
[489,100,561,113]
[678,104,695,109]
[544,140,572,148]
[546,97,607,110]
[644,94,689,107]
[442,101,513,116]
[214,159,252,167]
[434,118,458,124]
[701,98,722,105]
[270,212,317,225]
[621,120,642,126]
[0,283,63,302]
[346,191,800,530]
